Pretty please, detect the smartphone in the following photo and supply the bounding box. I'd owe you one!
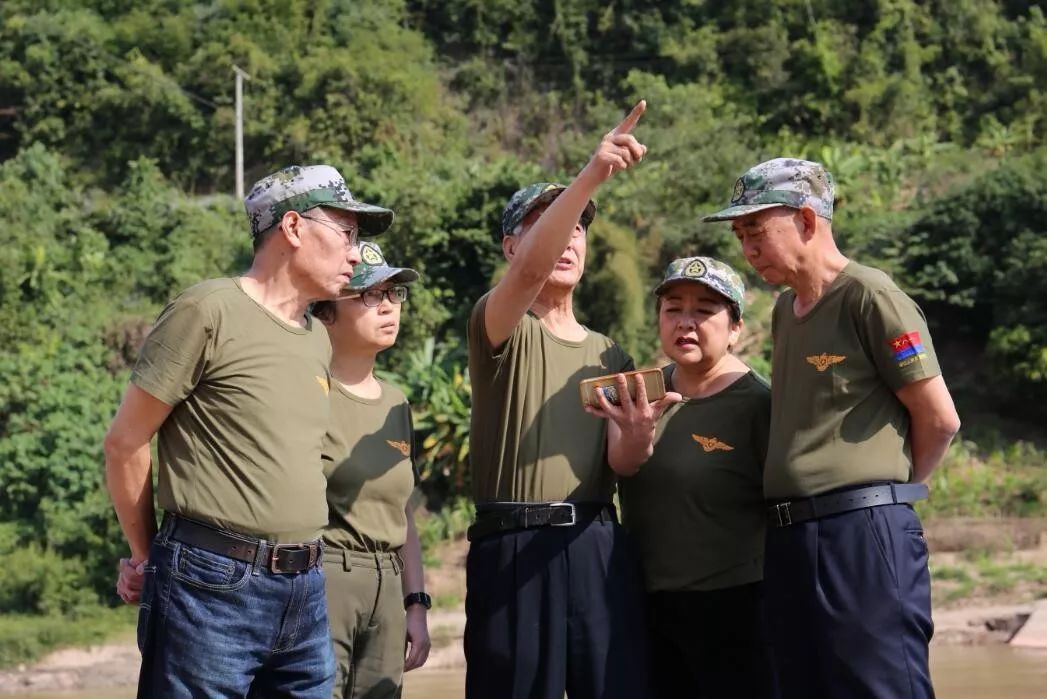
[579,368,666,408]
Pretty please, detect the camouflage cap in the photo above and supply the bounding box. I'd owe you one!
[500,183,597,236]
[702,158,834,222]
[654,256,746,317]
[244,164,393,238]
[345,241,419,292]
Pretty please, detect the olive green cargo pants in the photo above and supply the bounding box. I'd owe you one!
[323,549,406,699]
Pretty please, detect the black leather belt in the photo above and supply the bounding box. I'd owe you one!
[767,483,929,528]
[166,514,321,574]
[467,502,616,542]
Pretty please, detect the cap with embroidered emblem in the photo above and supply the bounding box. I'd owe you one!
[703,158,834,222]
[345,241,419,291]
[654,256,746,317]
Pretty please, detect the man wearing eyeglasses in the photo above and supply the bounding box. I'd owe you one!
[465,102,655,698]
[104,165,392,697]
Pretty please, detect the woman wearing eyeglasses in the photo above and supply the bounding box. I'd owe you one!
[311,241,431,699]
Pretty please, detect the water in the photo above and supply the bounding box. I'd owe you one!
[3,646,1044,698]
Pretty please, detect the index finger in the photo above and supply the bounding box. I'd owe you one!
[610,100,646,136]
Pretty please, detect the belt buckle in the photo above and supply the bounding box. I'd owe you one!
[549,502,577,527]
[269,543,309,574]
[775,502,793,527]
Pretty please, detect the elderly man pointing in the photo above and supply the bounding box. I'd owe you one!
[465,102,667,699]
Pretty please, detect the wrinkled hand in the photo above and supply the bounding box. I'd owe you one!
[116,557,147,604]
[583,100,648,184]
[585,373,682,438]
[404,605,431,671]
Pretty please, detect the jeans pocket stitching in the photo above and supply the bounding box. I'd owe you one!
[171,544,252,592]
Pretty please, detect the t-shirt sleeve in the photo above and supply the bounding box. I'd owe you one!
[862,289,942,391]
[131,296,212,406]
[611,344,635,373]
[468,293,505,362]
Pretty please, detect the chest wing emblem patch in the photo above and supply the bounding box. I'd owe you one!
[386,440,410,457]
[316,376,330,395]
[693,434,734,452]
[806,354,846,372]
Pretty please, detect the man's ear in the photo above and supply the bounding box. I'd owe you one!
[501,234,516,262]
[799,206,819,240]
[281,211,306,250]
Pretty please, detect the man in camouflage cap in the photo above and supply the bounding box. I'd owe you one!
[245,164,393,243]
[704,158,960,698]
[500,182,597,237]
[465,102,654,699]
[105,164,390,696]
[703,157,834,223]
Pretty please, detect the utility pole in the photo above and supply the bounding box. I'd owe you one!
[233,65,251,199]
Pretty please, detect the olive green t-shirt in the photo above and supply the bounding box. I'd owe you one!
[131,278,332,543]
[321,380,419,552]
[467,293,634,503]
[620,367,770,592]
[766,262,942,499]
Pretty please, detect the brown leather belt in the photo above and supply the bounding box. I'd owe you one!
[166,514,321,574]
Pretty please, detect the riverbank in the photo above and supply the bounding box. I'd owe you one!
[1,517,1044,694]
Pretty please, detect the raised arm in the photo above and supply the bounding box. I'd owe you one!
[483,101,648,347]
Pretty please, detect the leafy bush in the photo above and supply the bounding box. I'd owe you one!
[919,438,1047,518]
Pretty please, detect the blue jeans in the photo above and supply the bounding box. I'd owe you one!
[136,517,335,698]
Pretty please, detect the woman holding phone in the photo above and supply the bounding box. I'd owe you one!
[588,256,775,698]
[312,241,431,699]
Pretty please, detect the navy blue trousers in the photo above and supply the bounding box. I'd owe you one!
[464,517,650,699]
[764,503,934,699]
[647,582,777,698]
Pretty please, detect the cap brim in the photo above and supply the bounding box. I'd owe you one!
[701,202,789,222]
[652,278,741,315]
[347,266,420,291]
[325,201,394,235]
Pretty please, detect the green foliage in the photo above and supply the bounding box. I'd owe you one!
[383,340,472,504]
[1,0,1046,631]
[931,555,1047,605]
[892,150,1047,414]
[0,606,135,669]
[918,438,1047,519]
[415,497,475,567]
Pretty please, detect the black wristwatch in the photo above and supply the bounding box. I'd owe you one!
[404,591,432,610]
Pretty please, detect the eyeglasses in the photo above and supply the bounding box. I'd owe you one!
[342,285,408,307]
[300,214,359,249]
